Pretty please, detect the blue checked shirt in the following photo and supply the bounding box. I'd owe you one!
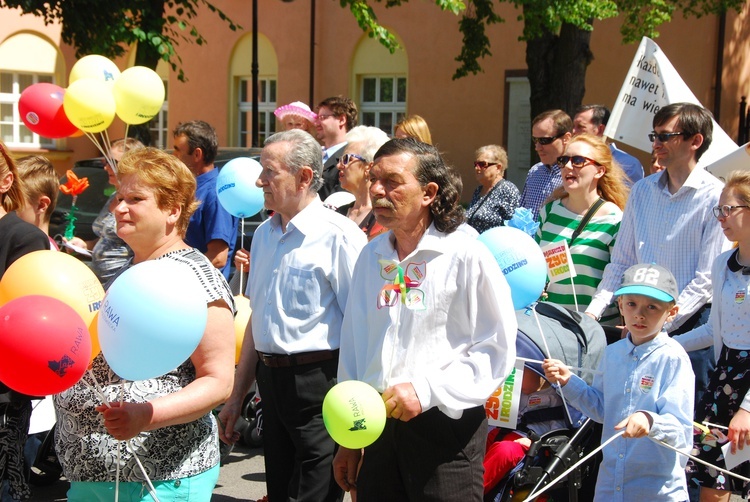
[587,167,730,331]
[519,162,562,221]
[562,332,694,501]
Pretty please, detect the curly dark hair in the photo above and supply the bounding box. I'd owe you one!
[374,138,465,234]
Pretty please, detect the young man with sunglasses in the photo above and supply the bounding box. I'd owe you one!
[519,109,572,220]
[585,102,730,412]
[315,96,358,201]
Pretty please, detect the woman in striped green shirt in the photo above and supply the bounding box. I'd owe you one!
[536,134,630,325]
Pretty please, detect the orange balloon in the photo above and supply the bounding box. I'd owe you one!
[0,251,104,336]
[88,311,101,363]
[234,295,252,364]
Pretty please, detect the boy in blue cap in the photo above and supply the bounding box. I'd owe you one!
[544,263,694,501]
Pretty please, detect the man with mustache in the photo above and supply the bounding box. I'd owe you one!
[333,138,518,501]
[219,129,366,502]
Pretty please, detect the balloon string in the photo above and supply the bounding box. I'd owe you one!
[84,131,108,160]
[515,357,602,376]
[239,218,245,296]
[126,440,161,502]
[102,130,115,171]
[522,430,624,502]
[648,436,750,484]
[531,304,573,426]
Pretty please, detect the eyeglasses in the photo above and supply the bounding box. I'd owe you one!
[317,113,338,121]
[339,153,367,166]
[474,161,499,169]
[531,133,565,146]
[648,131,688,143]
[556,155,601,169]
[712,205,750,219]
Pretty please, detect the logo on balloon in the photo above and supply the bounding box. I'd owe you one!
[101,299,120,329]
[48,354,76,377]
[25,112,40,125]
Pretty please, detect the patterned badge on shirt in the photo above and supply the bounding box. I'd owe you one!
[377,259,426,310]
[736,289,746,304]
[639,375,655,393]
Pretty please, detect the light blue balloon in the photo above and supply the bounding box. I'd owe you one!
[216,157,265,218]
[478,226,547,309]
[98,259,208,381]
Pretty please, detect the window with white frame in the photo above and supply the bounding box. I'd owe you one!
[359,76,406,135]
[238,78,276,147]
[0,72,54,148]
[148,79,169,149]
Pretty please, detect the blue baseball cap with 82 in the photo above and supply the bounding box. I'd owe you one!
[614,263,679,302]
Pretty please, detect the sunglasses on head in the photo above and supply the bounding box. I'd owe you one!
[473,161,499,169]
[556,155,602,169]
[648,131,688,143]
[531,133,565,146]
[339,153,367,166]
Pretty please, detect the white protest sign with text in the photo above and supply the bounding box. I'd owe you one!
[604,37,736,169]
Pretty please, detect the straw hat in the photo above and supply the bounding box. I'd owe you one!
[274,101,317,122]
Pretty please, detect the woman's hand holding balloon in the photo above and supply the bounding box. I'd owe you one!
[96,401,153,441]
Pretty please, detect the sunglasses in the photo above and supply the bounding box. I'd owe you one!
[556,155,602,169]
[339,153,367,166]
[648,131,688,143]
[531,133,565,146]
[712,204,750,219]
[474,161,499,169]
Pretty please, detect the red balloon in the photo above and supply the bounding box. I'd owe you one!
[0,295,91,395]
[18,83,79,139]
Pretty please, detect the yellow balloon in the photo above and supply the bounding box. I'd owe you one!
[0,251,105,340]
[113,66,165,125]
[234,295,252,364]
[63,78,116,133]
[69,55,120,87]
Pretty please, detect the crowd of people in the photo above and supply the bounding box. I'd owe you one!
[0,93,747,502]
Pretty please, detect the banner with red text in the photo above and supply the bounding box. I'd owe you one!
[485,358,525,428]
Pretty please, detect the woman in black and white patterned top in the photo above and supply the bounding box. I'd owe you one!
[466,145,520,234]
[54,148,236,501]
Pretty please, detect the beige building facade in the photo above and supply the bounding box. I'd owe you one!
[1,1,749,195]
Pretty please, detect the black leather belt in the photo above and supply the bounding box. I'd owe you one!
[258,349,339,368]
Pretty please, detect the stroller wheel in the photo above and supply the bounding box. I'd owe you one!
[242,417,263,447]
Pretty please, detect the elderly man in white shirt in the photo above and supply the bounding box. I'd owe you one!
[219,129,366,502]
[332,138,517,501]
[586,102,730,410]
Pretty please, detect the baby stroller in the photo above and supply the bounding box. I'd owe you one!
[486,302,607,502]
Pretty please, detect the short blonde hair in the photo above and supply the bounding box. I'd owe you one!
[116,147,199,236]
[16,156,58,221]
[474,145,509,177]
[724,171,750,205]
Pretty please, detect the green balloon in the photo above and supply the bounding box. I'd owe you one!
[323,380,386,449]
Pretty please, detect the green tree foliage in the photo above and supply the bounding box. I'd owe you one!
[340,0,743,117]
[0,0,239,82]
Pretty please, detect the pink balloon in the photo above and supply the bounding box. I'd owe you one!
[18,83,79,139]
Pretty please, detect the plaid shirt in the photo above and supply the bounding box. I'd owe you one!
[519,162,562,221]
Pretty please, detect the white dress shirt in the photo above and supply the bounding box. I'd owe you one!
[587,167,730,331]
[248,197,366,354]
[338,224,517,419]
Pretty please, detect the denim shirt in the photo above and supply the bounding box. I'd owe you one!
[562,332,694,501]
